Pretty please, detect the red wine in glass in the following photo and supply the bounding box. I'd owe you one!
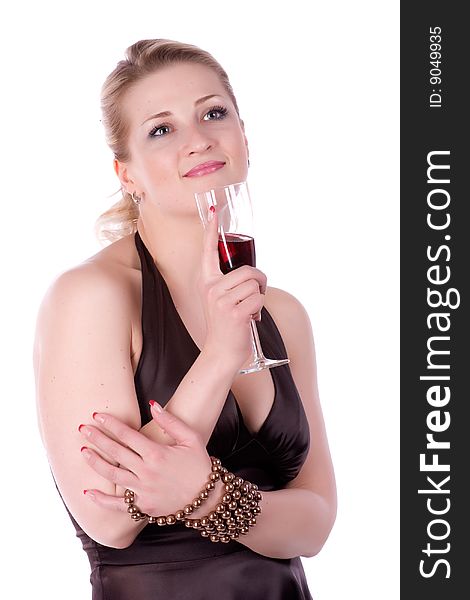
[218,233,256,274]
[195,181,289,374]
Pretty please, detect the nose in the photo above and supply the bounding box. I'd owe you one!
[185,122,215,155]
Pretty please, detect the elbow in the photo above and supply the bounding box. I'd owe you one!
[82,522,141,550]
[303,534,332,559]
[95,531,138,550]
[68,496,145,550]
[303,504,337,558]
[106,539,135,550]
[303,539,328,559]
[90,531,137,550]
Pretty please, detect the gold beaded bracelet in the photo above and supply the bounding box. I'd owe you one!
[124,456,262,543]
[124,456,222,524]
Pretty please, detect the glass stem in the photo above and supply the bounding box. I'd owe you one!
[250,318,264,363]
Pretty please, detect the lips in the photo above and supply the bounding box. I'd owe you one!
[184,161,225,177]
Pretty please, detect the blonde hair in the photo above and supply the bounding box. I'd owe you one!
[95,39,241,244]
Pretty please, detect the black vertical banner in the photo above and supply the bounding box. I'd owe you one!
[401,3,469,599]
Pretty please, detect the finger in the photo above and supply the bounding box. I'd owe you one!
[149,401,199,447]
[235,294,265,322]
[223,279,262,306]
[220,265,267,295]
[80,423,144,472]
[201,206,221,278]
[92,412,154,458]
[83,489,132,514]
[81,446,140,488]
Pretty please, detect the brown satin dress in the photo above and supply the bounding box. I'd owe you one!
[60,231,313,599]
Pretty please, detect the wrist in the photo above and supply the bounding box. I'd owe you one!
[124,457,262,544]
[190,477,226,517]
[184,459,263,543]
[199,343,243,379]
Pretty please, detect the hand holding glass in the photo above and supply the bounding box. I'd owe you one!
[195,181,290,375]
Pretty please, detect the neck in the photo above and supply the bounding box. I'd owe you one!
[136,208,204,291]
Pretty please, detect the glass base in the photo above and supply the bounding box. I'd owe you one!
[239,357,290,375]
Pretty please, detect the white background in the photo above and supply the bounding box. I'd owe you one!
[1,1,399,598]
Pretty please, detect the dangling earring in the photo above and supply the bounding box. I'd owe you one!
[132,192,142,205]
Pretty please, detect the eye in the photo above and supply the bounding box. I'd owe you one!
[148,105,229,139]
[149,124,171,138]
[203,105,229,121]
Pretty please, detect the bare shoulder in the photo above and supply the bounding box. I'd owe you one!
[34,234,141,364]
[36,235,138,321]
[264,286,310,318]
[33,235,145,546]
[263,286,313,358]
[33,234,143,442]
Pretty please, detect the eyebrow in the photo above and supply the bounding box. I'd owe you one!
[140,94,221,125]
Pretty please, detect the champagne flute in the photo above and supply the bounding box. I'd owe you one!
[195,181,290,375]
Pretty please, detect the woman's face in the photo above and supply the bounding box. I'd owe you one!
[116,62,249,217]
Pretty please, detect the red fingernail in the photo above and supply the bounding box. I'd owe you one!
[209,205,215,213]
[93,412,105,423]
[149,400,162,413]
[80,446,87,452]
[78,424,84,432]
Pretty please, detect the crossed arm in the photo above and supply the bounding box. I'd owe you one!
[35,266,336,558]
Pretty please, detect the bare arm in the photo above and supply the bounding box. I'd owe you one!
[224,287,337,559]
[34,266,150,548]
[164,288,337,559]
[139,210,267,448]
[34,267,241,548]
[98,274,333,558]
[139,346,240,447]
[34,227,266,549]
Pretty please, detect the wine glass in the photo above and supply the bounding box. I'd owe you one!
[195,181,290,375]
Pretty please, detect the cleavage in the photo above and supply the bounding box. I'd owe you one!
[150,251,277,437]
[173,299,276,436]
[229,367,276,436]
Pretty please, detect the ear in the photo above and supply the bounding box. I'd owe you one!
[113,158,134,193]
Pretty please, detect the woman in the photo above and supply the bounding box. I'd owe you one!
[34,39,336,599]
